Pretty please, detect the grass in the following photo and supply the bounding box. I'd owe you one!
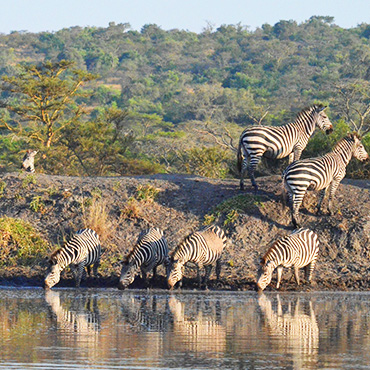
[0,217,51,267]
[204,194,265,226]
[81,195,116,242]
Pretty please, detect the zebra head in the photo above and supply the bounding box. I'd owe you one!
[313,105,333,135]
[44,259,62,289]
[118,261,138,290]
[167,259,184,289]
[256,260,275,292]
[22,150,37,173]
[352,134,369,162]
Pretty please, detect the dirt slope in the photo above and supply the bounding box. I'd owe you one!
[0,172,369,291]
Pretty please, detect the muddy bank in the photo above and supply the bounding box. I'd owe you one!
[0,172,369,291]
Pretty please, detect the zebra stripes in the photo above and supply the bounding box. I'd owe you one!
[237,104,333,192]
[22,149,37,173]
[257,228,319,292]
[44,228,101,289]
[167,225,227,289]
[118,227,170,289]
[283,133,369,228]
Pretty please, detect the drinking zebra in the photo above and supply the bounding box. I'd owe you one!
[167,225,227,289]
[256,228,319,292]
[283,132,369,228]
[44,228,101,289]
[22,149,37,173]
[237,104,333,192]
[118,227,170,290]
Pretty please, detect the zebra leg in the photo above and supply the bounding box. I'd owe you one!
[240,158,248,190]
[215,258,222,281]
[291,193,304,228]
[203,265,213,289]
[305,261,316,283]
[293,266,300,286]
[75,264,84,287]
[196,264,202,288]
[151,266,157,283]
[327,180,341,215]
[247,156,262,194]
[92,259,101,277]
[317,188,327,214]
[141,266,149,286]
[276,266,283,289]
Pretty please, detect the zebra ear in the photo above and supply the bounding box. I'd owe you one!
[318,105,327,112]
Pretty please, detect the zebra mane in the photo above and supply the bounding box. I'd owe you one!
[261,240,279,264]
[333,132,359,151]
[49,248,63,264]
[295,104,325,122]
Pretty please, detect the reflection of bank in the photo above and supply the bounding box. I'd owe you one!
[258,294,319,370]
[168,295,226,357]
[44,290,100,346]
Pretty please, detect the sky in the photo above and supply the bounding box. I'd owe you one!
[1,0,370,34]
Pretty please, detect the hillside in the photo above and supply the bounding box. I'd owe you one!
[0,172,369,291]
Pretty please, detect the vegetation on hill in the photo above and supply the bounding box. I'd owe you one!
[0,17,369,177]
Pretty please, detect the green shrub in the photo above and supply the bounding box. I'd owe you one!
[0,217,50,267]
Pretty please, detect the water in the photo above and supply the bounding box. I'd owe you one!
[0,288,370,370]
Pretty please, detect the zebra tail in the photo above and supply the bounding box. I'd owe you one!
[237,139,244,174]
[281,173,288,208]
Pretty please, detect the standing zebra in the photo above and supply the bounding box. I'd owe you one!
[22,149,37,173]
[118,227,170,290]
[283,133,369,228]
[257,228,319,292]
[167,225,227,289]
[237,104,333,192]
[44,228,101,289]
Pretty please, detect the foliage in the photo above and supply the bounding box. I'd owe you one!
[29,196,45,213]
[0,217,51,266]
[176,146,231,179]
[204,194,265,226]
[0,21,370,178]
[0,60,97,148]
[135,184,159,203]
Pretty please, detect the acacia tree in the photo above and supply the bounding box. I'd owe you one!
[0,60,97,148]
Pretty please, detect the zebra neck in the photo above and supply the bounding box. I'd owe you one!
[289,115,315,137]
[54,252,70,270]
[333,140,354,166]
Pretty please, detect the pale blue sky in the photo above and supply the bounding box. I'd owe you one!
[1,0,370,34]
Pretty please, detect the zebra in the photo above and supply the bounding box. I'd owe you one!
[258,294,319,369]
[237,104,333,192]
[22,149,37,173]
[118,227,170,290]
[256,228,319,292]
[167,225,227,289]
[44,228,101,289]
[283,132,369,228]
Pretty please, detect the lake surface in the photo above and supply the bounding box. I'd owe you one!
[0,288,370,369]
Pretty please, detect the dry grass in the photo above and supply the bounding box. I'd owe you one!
[81,196,116,242]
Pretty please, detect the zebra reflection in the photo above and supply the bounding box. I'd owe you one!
[258,294,319,369]
[120,294,171,333]
[44,290,100,346]
[168,295,226,357]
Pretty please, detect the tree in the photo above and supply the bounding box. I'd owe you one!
[0,60,97,148]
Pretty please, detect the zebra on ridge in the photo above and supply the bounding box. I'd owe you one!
[118,227,170,290]
[22,149,37,173]
[283,132,369,228]
[237,104,333,192]
[167,225,227,289]
[44,228,101,289]
[256,228,319,292]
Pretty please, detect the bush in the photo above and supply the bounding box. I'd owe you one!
[0,217,50,267]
